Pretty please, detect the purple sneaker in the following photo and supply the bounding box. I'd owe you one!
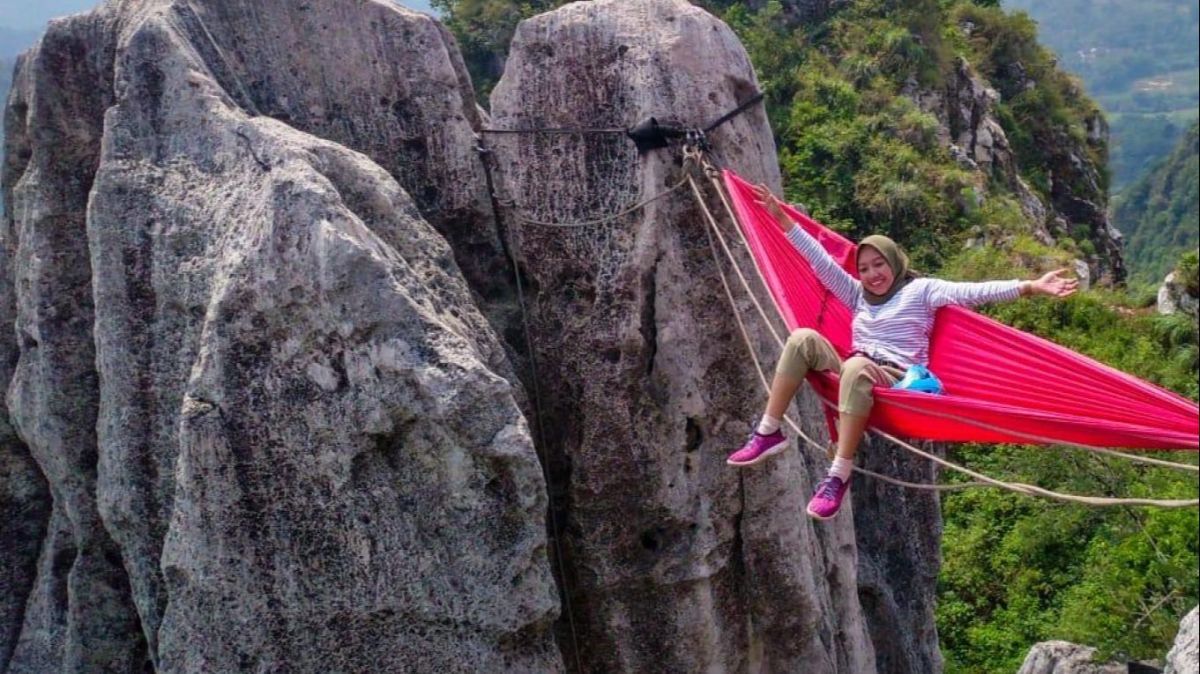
[806,475,849,520]
[727,429,787,467]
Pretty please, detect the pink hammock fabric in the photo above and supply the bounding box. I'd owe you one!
[722,170,1200,450]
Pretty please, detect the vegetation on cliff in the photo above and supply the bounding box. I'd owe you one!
[435,0,1197,670]
[1004,0,1199,190]
[1112,122,1199,284]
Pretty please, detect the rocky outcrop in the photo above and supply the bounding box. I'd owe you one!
[2,1,558,672]
[2,10,146,671]
[1157,271,1200,317]
[937,57,1057,245]
[1164,607,1199,674]
[488,1,940,671]
[918,44,1123,285]
[852,437,944,672]
[1018,607,1200,674]
[3,0,951,672]
[1017,642,1133,674]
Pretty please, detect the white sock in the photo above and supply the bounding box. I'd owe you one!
[828,457,854,481]
[756,414,782,435]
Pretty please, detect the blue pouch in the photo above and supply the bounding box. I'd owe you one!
[892,364,944,395]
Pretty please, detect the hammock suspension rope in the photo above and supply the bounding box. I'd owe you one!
[478,96,1196,531]
[687,148,1199,507]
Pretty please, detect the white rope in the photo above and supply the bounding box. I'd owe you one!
[502,175,689,228]
[689,172,981,492]
[701,166,1198,476]
[690,162,1200,508]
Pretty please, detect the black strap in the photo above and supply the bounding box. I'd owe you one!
[702,91,764,133]
[479,91,765,155]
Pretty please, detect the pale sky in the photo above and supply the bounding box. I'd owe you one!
[0,0,435,30]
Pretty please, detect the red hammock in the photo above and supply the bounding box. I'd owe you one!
[722,170,1200,450]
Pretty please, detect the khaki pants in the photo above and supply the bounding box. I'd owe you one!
[776,328,901,417]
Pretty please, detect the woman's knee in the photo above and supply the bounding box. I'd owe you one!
[778,328,824,379]
[839,357,878,415]
[786,328,821,349]
[841,356,875,382]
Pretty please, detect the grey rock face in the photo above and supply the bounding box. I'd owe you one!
[1164,607,1199,674]
[3,0,955,671]
[489,0,898,671]
[148,0,516,333]
[1157,271,1199,318]
[2,9,147,672]
[1,54,54,671]
[3,0,560,671]
[852,438,944,673]
[1017,641,1128,674]
[917,51,1123,284]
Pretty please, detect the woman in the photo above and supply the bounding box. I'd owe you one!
[728,184,1078,520]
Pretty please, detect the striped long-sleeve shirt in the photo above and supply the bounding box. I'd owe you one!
[786,225,1022,368]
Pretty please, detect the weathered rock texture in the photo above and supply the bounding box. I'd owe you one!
[851,436,944,672]
[916,48,1123,285]
[1017,641,1130,674]
[3,0,953,672]
[1157,271,1200,317]
[2,10,147,671]
[2,1,559,672]
[1164,606,1199,674]
[489,1,940,671]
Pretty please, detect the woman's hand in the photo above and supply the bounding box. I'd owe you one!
[752,183,793,233]
[1024,269,1079,298]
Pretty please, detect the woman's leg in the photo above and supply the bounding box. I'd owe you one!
[835,413,871,460]
[729,328,840,466]
[764,373,804,421]
[808,357,897,519]
[835,356,896,457]
[763,328,842,422]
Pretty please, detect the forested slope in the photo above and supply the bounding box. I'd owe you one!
[1113,122,1199,284]
[1005,0,1199,190]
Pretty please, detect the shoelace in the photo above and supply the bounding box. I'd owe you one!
[817,477,842,500]
[746,430,778,443]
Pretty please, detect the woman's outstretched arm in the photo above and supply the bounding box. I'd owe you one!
[926,269,1079,308]
[753,184,861,308]
[1019,269,1079,298]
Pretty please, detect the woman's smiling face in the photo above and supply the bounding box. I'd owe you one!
[857,245,895,296]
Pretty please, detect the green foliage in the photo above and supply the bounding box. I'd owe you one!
[940,288,1199,672]
[1108,112,1193,190]
[431,0,567,99]
[1177,249,1200,296]
[940,442,1199,672]
[1112,122,1199,283]
[721,1,806,133]
[1005,0,1198,196]
[435,1,1198,669]
[760,2,1024,270]
[1003,0,1198,108]
[953,2,1109,196]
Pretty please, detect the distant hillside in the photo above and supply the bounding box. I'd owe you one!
[1005,0,1197,106]
[1005,0,1199,190]
[1112,122,1200,283]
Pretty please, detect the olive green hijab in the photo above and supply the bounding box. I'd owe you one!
[858,235,915,306]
